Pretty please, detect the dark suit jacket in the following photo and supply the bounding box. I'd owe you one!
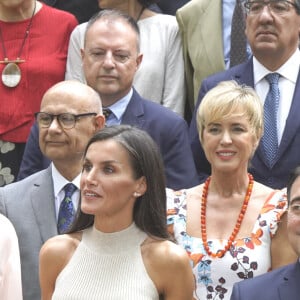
[18,89,199,189]
[230,262,300,300]
[0,167,57,300]
[189,58,300,189]
[157,0,190,15]
[42,0,99,23]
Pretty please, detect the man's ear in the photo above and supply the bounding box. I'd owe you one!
[136,53,143,70]
[94,114,105,132]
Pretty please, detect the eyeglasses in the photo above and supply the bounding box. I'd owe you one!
[88,50,131,64]
[244,0,297,15]
[35,112,97,129]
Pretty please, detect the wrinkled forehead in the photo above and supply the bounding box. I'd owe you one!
[85,17,139,50]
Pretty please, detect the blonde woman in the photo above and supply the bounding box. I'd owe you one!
[167,81,296,300]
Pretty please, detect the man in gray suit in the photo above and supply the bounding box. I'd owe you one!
[0,80,105,300]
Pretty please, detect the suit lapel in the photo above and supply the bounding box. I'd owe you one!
[231,60,271,166]
[230,59,254,86]
[276,73,300,162]
[121,89,146,128]
[278,262,300,300]
[232,59,273,166]
[30,167,57,243]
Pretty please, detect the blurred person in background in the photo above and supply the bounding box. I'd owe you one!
[0,0,77,186]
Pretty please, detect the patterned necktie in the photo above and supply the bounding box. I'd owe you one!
[103,108,112,119]
[261,73,280,167]
[230,0,247,67]
[57,183,77,234]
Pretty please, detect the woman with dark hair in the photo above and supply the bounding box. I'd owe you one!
[39,125,194,299]
[66,0,186,116]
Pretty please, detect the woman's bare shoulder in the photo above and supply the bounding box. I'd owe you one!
[142,238,194,299]
[142,238,190,270]
[40,232,82,266]
[253,181,285,200]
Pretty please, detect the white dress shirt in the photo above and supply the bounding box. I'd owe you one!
[253,49,300,144]
[51,163,80,220]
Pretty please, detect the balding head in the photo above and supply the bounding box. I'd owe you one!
[41,80,102,114]
[37,80,105,180]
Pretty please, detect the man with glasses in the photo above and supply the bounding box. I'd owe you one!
[0,80,105,300]
[18,9,199,190]
[230,165,300,300]
[189,0,300,189]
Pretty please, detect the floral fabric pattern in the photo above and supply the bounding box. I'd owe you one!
[0,141,16,186]
[167,188,287,300]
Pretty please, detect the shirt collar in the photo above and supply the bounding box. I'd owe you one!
[51,163,81,197]
[253,48,300,84]
[104,88,133,122]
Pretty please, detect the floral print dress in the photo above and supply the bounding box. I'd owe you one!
[167,188,287,300]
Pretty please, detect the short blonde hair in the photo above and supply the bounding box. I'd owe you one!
[197,80,263,144]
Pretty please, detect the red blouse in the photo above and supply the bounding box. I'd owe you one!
[0,4,78,142]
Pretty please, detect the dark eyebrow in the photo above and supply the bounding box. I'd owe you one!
[289,196,300,206]
[82,157,91,163]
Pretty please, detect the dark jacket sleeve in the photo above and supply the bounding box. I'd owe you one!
[17,123,51,181]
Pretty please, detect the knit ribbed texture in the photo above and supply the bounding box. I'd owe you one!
[52,223,159,299]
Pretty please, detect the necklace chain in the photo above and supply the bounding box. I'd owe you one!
[201,173,254,258]
[0,1,36,64]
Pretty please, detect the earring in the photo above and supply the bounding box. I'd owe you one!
[133,192,140,197]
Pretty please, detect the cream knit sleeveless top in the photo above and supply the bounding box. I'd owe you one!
[52,223,159,299]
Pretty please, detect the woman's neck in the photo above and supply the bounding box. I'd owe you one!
[209,170,250,198]
[0,1,40,22]
[94,213,134,233]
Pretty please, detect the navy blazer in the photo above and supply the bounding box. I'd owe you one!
[18,89,199,190]
[230,262,300,300]
[189,58,300,189]
[157,0,190,15]
[42,0,99,23]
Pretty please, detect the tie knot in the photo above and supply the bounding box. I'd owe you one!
[265,73,280,85]
[103,108,112,119]
[63,183,77,198]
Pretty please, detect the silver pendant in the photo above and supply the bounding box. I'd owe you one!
[2,63,21,88]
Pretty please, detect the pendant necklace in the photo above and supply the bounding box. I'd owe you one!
[0,1,36,88]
